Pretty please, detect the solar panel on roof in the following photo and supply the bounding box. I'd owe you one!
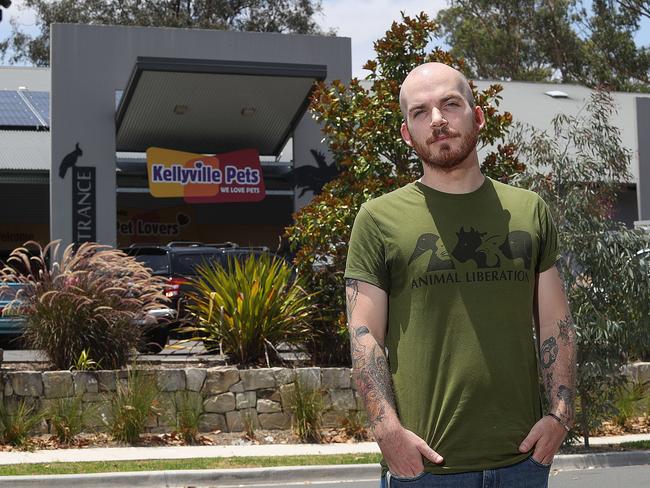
[0,90,42,128]
[21,91,50,125]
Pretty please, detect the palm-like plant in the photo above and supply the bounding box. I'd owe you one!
[184,254,315,366]
[0,240,168,370]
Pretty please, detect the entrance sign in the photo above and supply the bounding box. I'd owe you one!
[146,147,266,203]
[72,166,96,243]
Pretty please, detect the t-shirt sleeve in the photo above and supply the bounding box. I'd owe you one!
[536,196,561,273]
[344,205,390,291]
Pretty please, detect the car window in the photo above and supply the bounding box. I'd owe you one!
[171,253,221,276]
[130,252,170,275]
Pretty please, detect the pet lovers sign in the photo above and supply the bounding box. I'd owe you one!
[146,147,266,203]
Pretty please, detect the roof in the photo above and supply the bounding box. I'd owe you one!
[0,130,50,171]
[0,66,50,91]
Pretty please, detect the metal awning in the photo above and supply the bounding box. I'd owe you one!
[115,57,327,156]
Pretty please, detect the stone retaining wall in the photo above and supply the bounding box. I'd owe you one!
[1,367,361,434]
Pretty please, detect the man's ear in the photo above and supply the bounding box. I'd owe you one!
[474,106,486,131]
[400,121,414,147]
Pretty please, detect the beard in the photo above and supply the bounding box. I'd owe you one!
[411,126,479,171]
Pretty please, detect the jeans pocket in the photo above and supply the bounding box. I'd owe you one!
[528,456,552,469]
[388,470,427,483]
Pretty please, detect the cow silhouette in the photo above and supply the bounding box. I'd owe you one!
[408,233,455,271]
[58,143,83,179]
[452,226,498,268]
[499,230,532,269]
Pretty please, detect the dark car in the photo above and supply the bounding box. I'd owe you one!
[0,282,26,345]
[120,241,280,332]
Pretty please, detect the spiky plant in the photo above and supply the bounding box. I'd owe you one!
[0,240,168,370]
[183,253,315,366]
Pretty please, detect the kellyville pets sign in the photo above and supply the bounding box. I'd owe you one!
[146,147,265,203]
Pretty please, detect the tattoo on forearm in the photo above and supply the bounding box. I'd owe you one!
[557,385,573,404]
[349,323,396,433]
[345,279,359,321]
[557,316,576,346]
[540,336,559,369]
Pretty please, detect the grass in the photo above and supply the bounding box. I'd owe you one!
[0,453,382,476]
[620,440,650,449]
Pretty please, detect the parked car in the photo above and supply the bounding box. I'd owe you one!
[120,241,281,333]
[0,282,26,347]
[0,281,175,353]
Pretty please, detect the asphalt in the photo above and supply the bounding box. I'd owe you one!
[0,433,648,487]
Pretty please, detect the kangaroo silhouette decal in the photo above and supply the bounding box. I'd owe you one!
[408,233,455,271]
[58,143,83,179]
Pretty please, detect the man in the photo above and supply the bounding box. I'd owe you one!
[344,63,576,487]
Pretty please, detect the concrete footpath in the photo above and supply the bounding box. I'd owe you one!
[0,433,648,487]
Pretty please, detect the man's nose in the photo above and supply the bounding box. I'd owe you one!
[429,107,447,128]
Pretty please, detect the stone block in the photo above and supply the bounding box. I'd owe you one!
[198,413,227,433]
[82,401,111,430]
[279,383,296,409]
[11,372,43,397]
[82,391,108,403]
[273,368,296,385]
[185,368,207,392]
[623,362,650,384]
[203,368,240,395]
[240,369,275,390]
[157,369,186,392]
[226,408,258,432]
[204,392,236,413]
[73,372,99,395]
[257,399,282,413]
[4,381,13,397]
[229,381,245,393]
[354,391,365,410]
[322,410,346,428]
[96,371,117,392]
[43,371,74,399]
[258,412,291,430]
[328,389,356,411]
[322,368,351,389]
[236,391,256,409]
[296,368,320,391]
[257,388,281,402]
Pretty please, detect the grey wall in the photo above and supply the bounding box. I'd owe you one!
[51,24,351,250]
[637,97,650,221]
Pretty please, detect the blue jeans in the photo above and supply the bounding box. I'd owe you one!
[380,456,550,488]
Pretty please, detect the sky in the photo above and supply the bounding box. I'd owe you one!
[0,0,649,79]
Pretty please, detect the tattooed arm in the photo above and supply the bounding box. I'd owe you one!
[519,265,576,464]
[346,279,442,477]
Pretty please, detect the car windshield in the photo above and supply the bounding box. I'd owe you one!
[171,253,221,276]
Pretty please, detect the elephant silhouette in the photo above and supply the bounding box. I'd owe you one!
[408,233,455,271]
[58,143,83,179]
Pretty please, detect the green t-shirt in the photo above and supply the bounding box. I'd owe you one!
[344,176,560,474]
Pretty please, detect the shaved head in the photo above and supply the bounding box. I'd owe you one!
[399,63,475,119]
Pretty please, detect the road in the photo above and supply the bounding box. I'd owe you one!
[204,465,650,488]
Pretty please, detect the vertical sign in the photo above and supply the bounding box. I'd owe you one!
[72,166,96,243]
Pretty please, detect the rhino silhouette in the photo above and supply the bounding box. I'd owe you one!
[58,143,83,179]
[408,233,455,271]
[452,226,533,269]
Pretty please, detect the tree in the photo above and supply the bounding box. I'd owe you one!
[0,0,327,66]
[618,0,650,20]
[435,0,650,91]
[285,12,522,366]
[511,91,650,446]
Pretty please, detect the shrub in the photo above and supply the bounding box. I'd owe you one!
[289,379,323,443]
[109,369,159,444]
[0,240,168,370]
[183,253,316,366]
[172,391,203,445]
[511,91,650,446]
[613,380,648,428]
[341,410,369,441]
[0,400,42,448]
[47,395,87,444]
